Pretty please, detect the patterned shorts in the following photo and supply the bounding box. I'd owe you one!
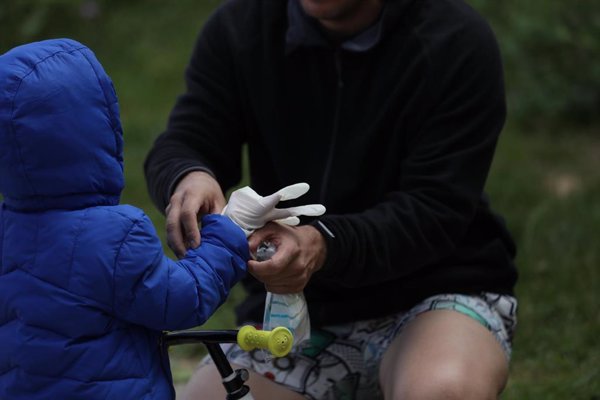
[199,292,518,400]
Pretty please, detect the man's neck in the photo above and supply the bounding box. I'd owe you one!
[318,1,383,41]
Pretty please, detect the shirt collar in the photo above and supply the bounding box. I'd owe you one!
[285,0,385,54]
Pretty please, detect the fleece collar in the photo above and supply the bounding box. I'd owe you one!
[285,0,385,54]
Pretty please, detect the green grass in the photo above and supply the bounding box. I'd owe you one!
[487,128,599,399]
[2,2,598,398]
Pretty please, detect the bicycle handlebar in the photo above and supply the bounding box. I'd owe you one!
[163,326,293,399]
[163,325,294,358]
[237,325,293,358]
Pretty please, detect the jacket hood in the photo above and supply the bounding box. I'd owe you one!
[0,38,124,211]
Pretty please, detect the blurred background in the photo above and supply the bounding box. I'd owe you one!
[1,0,598,398]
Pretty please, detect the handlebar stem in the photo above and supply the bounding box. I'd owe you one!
[205,342,251,400]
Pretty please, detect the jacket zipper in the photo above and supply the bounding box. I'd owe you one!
[319,49,344,204]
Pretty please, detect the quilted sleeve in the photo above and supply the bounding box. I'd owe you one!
[113,213,249,331]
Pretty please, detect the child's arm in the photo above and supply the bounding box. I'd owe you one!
[112,213,249,331]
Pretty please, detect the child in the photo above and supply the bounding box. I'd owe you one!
[0,39,323,399]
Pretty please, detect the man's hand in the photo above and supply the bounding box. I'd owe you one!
[247,222,327,293]
[166,171,225,258]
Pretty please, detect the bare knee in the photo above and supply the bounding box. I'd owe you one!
[386,360,499,400]
[379,310,508,400]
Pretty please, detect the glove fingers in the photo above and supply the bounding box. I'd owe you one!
[259,192,283,209]
[285,204,326,217]
[232,186,261,200]
[265,204,325,222]
[275,183,310,201]
[275,216,300,226]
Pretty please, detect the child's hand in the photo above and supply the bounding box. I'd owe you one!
[222,183,325,236]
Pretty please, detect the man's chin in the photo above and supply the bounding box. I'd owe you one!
[299,0,355,21]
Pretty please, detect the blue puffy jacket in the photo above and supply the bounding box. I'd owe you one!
[0,39,249,399]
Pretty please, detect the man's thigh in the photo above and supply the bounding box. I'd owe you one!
[185,318,399,400]
[182,293,516,400]
[379,309,509,400]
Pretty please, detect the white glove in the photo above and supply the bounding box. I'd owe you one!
[222,183,326,236]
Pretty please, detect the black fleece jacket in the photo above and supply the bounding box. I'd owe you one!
[144,0,518,326]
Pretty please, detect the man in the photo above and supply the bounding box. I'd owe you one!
[144,0,518,398]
